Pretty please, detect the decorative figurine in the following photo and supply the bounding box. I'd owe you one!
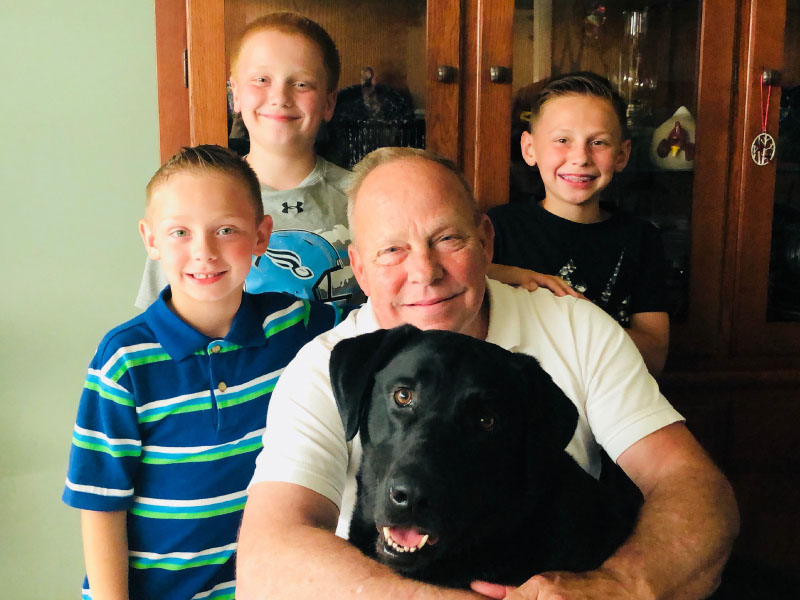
[584,3,607,40]
[650,106,697,170]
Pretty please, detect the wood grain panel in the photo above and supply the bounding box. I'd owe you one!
[155,0,190,162]
[471,0,513,209]
[426,0,461,162]
[666,380,800,573]
[669,0,737,359]
[187,0,229,146]
[461,0,479,187]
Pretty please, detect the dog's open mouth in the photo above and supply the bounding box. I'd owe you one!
[379,525,439,555]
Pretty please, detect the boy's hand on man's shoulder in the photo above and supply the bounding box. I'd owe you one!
[488,264,584,298]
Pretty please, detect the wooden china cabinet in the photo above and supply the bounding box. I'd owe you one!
[155,0,800,575]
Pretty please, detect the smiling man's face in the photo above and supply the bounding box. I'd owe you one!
[348,157,494,340]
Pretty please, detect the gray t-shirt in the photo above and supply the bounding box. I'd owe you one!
[135,157,363,309]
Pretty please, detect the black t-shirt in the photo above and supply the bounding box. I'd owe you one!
[488,201,669,327]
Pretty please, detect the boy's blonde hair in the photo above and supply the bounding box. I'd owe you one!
[230,12,341,92]
[146,145,263,221]
[530,72,629,140]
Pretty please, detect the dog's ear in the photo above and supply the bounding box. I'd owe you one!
[329,324,421,441]
[509,352,580,493]
[511,352,578,452]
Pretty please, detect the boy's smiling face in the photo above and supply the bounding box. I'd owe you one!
[521,94,631,222]
[139,171,272,333]
[230,29,337,155]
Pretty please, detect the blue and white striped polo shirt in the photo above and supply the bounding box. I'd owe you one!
[63,289,343,600]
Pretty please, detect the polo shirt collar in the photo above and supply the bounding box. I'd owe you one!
[485,278,522,351]
[354,299,380,334]
[144,287,267,361]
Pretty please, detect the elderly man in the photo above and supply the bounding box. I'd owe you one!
[237,148,738,599]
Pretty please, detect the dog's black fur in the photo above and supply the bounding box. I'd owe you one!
[329,325,637,588]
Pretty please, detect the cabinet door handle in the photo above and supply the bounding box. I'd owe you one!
[489,66,512,84]
[436,65,457,83]
[762,69,780,86]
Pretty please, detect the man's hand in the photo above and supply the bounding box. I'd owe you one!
[471,568,638,600]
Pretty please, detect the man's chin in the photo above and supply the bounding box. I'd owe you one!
[397,309,477,338]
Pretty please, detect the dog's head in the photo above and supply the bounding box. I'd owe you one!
[329,325,578,575]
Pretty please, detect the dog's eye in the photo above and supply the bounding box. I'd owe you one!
[393,387,413,406]
[478,415,495,431]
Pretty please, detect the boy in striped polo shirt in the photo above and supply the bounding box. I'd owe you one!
[63,145,344,600]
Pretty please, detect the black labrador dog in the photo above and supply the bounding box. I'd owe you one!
[329,325,636,588]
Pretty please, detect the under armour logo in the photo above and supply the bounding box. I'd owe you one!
[281,202,304,214]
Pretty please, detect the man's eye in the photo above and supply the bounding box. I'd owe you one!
[393,387,413,407]
[438,234,462,244]
[375,247,405,266]
[218,227,234,236]
[171,230,188,238]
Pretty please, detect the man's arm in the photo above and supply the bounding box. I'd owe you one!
[626,312,669,377]
[81,509,129,600]
[474,423,739,600]
[608,422,738,598]
[236,481,482,600]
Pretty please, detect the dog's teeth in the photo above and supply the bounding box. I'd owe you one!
[383,527,429,553]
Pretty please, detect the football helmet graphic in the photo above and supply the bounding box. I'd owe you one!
[244,229,352,303]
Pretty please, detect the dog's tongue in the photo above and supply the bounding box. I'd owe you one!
[388,527,429,548]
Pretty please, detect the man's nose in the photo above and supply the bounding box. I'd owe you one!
[192,232,218,261]
[406,247,443,284]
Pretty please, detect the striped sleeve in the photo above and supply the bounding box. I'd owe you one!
[62,338,143,511]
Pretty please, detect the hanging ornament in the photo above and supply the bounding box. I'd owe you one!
[751,74,776,166]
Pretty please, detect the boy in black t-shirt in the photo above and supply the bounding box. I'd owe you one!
[489,72,669,375]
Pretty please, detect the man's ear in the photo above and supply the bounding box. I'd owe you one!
[253,214,273,255]
[615,138,632,172]
[477,213,495,265]
[348,243,370,297]
[139,219,160,260]
[520,130,538,167]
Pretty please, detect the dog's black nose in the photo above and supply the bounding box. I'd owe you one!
[388,481,428,513]
[389,482,410,507]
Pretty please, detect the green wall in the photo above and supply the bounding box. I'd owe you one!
[0,2,159,596]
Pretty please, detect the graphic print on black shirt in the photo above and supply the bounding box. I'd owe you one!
[489,202,668,327]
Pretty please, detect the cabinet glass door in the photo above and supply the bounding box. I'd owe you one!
[767,0,800,323]
[224,0,431,169]
[510,0,735,358]
[732,0,800,357]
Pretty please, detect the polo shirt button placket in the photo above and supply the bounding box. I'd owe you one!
[209,342,224,429]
